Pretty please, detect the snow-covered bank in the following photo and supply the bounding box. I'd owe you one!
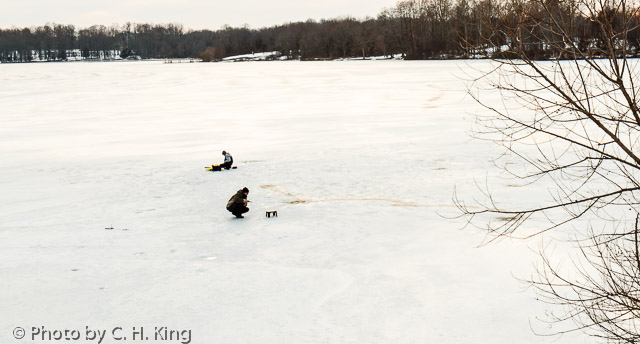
[222,51,282,61]
[0,60,589,343]
[217,51,403,62]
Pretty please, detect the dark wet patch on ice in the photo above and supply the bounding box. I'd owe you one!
[495,216,517,222]
[135,208,156,213]
[422,86,444,108]
[261,185,309,204]
[262,184,429,207]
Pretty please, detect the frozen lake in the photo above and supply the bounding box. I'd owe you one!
[0,60,588,343]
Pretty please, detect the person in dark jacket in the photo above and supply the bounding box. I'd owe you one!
[227,187,250,218]
[221,151,233,170]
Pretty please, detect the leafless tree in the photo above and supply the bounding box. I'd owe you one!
[456,0,640,341]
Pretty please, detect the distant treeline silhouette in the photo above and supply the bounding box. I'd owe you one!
[2,0,640,62]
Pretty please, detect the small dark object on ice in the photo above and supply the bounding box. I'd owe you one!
[232,166,237,169]
[105,227,114,230]
[266,211,278,218]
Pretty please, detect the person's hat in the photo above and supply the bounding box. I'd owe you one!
[222,150,226,155]
[242,187,249,193]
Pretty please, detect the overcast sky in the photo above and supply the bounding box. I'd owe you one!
[1,0,396,30]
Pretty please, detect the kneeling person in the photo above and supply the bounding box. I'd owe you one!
[227,187,250,218]
[221,150,233,170]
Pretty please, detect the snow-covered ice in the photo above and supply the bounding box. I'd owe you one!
[0,60,589,343]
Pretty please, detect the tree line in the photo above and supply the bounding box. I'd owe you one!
[2,0,640,62]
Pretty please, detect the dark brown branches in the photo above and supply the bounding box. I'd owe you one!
[528,217,640,342]
[459,0,640,341]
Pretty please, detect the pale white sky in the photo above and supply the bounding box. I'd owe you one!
[1,0,397,30]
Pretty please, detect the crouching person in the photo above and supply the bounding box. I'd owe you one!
[227,187,250,218]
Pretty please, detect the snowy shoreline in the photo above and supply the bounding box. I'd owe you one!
[0,52,498,64]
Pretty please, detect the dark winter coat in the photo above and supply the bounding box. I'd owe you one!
[226,189,247,209]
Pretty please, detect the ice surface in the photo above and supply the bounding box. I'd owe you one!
[0,60,589,343]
